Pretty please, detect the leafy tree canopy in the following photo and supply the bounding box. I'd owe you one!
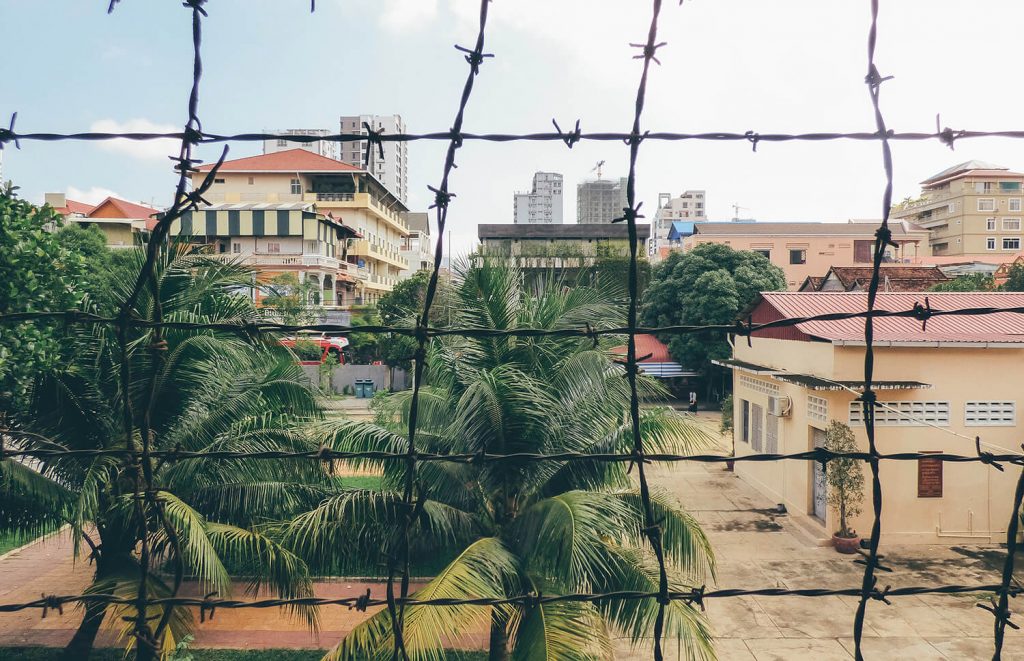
[640,243,786,372]
[0,192,88,415]
[929,272,996,292]
[1001,263,1024,292]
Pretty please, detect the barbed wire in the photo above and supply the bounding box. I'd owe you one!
[1,0,1023,659]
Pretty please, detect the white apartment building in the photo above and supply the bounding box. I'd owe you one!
[339,114,408,204]
[650,190,706,259]
[262,128,339,161]
[400,212,434,278]
[577,177,629,224]
[513,171,563,224]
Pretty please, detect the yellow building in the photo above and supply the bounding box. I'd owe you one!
[46,193,159,248]
[191,149,409,306]
[681,221,930,290]
[719,291,1024,545]
[891,160,1024,257]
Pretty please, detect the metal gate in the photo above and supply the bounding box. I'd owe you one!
[812,427,827,521]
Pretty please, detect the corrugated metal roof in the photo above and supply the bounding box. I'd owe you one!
[691,220,927,238]
[198,148,362,173]
[759,292,1024,344]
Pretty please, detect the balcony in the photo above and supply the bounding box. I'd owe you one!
[305,192,409,234]
[363,272,398,290]
[348,239,409,269]
[209,252,340,270]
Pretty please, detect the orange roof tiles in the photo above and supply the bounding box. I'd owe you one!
[197,148,361,173]
[758,292,1024,344]
[54,199,94,216]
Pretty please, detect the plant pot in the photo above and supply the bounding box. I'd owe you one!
[832,533,861,554]
[725,459,735,472]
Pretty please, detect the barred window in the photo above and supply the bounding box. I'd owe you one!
[965,401,1015,426]
[807,395,828,423]
[849,401,950,427]
[751,403,763,452]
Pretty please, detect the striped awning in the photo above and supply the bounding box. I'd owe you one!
[170,203,350,243]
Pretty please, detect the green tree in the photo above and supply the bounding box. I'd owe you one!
[1001,263,1024,292]
[929,273,996,292]
[281,264,717,661]
[0,192,87,416]
[0,245,324,659]
[52,223,140,314]
[823,421,864,538]
[640,244,786,374]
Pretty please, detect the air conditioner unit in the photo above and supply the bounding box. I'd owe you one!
[767,395,792,417]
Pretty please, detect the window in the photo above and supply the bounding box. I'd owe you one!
[1000,181,1022,192]
[807,395,828,423]
[1012,199,1022,212]
[1003,237,1020,250]
[987,237,997,250]
[740,400,750,444]
[276,139,287,147]
[1004,218,1021,231]
[751,404,763,452]
[917,453,943,498]
[231,243,241,254]
[213,178,225,184]
[987,217,997,231]
[754,249,770,259]
[765,412,778,454]
[965,401,1015,426]
[789,249,806,265]
[948,203,956,213]
[290,178,301,195]
[247,176,254,185]
[739,374,779,395]
[978,198,996,212]
[266,242,280,254]
[848,401,950,426]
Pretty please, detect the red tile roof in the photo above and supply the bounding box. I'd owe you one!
[759,292,1024,344]
[88,197,161,230]
[610,334,674,362]
[197,149,361,173]
[54,199,94,216]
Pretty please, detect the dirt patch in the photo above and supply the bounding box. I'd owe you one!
[950,545,1012,573]
[711,517,785,533]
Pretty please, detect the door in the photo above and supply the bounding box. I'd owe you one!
[811,427,827,521]
[853,240,873,264]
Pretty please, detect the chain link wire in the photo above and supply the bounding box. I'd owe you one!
[1,0,1023,659]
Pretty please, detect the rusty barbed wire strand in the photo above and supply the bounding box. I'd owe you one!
[381,2,492,658]
[0,582,1013,615]
[852,1,895,658]
[4,300,1024,340]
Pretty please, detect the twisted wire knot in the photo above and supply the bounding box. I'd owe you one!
[864,65,894,89]
[349,588,372,612]
[361,122,386,169]
[454,45,493,74]
[182,0,208,17]
[744,131,761,152]
[630,41,668,65]
[40,594,63,618]
[552,118,582,149]
[199,591,218,623]
[911,296,932,331]
[428,185,455,210]
[686,585,706,611]
[0,113,19,150]
[975,437,1005,472]
[612,202,645,224]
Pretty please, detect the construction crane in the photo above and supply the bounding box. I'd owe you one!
[591,160,606,180]
[731,203,749,221]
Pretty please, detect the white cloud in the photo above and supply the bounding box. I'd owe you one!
[66,186,122,206]
[379,0,439,32]
[90,118,180,162]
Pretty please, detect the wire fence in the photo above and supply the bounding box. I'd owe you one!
[0,1,1023,660]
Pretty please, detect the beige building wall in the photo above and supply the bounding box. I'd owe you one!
[892,172,1024,256]
[684,233,926,290]
[731,336,1021,545]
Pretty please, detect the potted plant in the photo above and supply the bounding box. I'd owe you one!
[824,420,864,553]
[720,394,735,471]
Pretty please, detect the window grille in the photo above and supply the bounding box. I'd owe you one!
[739,374,779,395]
[965,401,1015,427]
[807,395,828,423]
[849,401,950,427]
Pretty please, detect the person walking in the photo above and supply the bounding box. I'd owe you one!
[688,390,698,415]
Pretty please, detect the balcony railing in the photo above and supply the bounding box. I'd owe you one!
[309,192,408,231]
[348,239,408,269]
[209,252,340,270]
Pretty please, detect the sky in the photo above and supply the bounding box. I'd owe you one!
[5,0,1024,255]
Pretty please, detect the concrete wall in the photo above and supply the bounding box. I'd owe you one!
[732,335,1022,544]
[300,364,409,395]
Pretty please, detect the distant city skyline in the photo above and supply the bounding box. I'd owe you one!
[7,1,1024,255]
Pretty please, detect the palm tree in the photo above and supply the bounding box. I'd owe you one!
[282,264,717,660]
[0,244,324,659]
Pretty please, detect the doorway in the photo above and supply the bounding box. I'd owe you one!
[811,427,827,522]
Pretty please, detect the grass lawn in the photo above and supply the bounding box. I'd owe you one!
[0,530,49,556]
[0,649,486,660]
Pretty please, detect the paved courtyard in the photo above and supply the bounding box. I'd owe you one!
[0,411,1021,659]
